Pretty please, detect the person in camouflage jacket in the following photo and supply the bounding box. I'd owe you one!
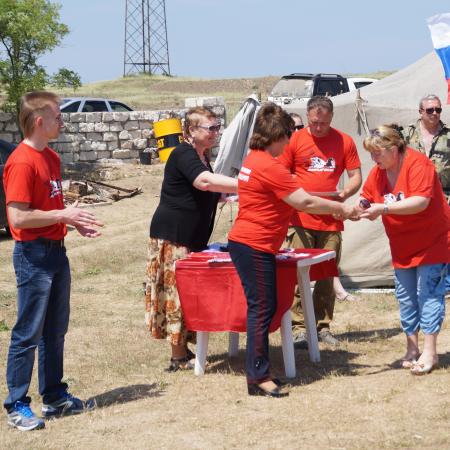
[403,94,450,201]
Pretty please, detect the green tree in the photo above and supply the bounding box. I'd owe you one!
[0,0,81,112]
[51,68,81,91]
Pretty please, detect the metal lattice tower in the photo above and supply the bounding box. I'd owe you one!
[123,0,171,76]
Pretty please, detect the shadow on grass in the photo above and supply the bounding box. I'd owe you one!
[88,383,164,409]
[338,327,402,342]
[204,345,366,387]
[436,351,450,370]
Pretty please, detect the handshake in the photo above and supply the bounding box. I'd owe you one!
[333,198,382,221]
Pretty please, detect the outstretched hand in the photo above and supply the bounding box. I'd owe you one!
[63,201,104,236]
[359,203,384,221]
[333,204,361,221]
[75,224,102,238]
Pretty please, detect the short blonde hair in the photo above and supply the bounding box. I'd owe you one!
[363,124,406,154]
[19,91,60,137]
[184,106,217,139]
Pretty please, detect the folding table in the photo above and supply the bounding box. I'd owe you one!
[175,248,337,377]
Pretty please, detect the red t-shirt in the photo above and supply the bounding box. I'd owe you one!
[3,142,66,241]
[279,127,361,231]
[361,148,450,268]
[228,150,302,254]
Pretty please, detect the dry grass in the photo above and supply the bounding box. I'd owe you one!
[0,163,449,450]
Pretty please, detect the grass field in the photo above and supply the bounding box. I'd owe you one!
[0,164,449,449]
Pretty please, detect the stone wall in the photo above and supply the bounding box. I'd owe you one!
[0,112,22,144]
[0,97,226,165]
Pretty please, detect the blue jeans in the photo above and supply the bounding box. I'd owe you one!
[4,240,71,412]
[228,240,277,384]
[394,263,446,336]
[446,264,450,293]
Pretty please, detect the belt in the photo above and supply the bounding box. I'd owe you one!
[36,237,65,248]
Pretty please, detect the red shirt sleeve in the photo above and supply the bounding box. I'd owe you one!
[361,167,377,203]
[5,163,35,205]
[343,137,361,171]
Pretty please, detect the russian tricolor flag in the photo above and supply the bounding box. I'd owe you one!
[427,13,450,104]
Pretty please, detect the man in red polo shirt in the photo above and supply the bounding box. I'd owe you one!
[3,91,103,431]
[279,96,362,348]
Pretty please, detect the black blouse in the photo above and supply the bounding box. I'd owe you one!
[150,142,220,251]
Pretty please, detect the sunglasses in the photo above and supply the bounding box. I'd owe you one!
[294,125,304,131]
[197,124,221,132]
[421,107,442,114]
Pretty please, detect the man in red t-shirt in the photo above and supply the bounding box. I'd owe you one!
[3,91,103,431]
[278,96,362,348]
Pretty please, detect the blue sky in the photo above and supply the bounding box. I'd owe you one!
[40,0,450,83]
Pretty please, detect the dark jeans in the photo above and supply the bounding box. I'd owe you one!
[4,240,71,412]
[228,240,277,384]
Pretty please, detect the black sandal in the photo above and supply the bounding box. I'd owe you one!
[186,347,196,360]
[165,355,195,372]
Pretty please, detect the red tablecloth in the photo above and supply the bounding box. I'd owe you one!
[175,248,337,333]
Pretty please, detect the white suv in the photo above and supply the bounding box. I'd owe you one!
[268,73,377,106]
[60,97,133,113]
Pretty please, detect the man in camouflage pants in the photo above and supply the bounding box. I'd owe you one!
[403,94,450,295]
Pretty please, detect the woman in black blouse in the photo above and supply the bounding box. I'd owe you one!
[145,107,237,371]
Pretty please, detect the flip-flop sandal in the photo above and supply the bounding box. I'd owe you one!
[336,293,359,302]
[165,355,195,372]
[400,358,417,369]
[410,361,438,375]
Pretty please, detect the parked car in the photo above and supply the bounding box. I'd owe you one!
[0,139,17,235]
[347,77,377,90]
[60,97,133,113]
[268,73,377,106]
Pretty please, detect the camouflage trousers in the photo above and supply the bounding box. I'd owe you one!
[145,238,194,346]
[285,227,342,332]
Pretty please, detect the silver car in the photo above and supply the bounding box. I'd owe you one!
[60,97,133,113]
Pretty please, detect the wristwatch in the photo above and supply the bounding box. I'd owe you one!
[382,205,389,215]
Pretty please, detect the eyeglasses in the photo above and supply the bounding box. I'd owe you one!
[294,125,304,131]
[197,124,221,132]
[421,107,442,114]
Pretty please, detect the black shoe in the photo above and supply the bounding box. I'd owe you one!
[318,329,340,347]
[272,378,286,387]
[293,332,308,350]
[247,384,289,398]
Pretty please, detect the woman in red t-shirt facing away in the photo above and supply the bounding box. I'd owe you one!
[357,124,449,375]
[228,103,354,398]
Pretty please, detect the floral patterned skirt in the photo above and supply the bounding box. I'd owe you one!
[145,238,194,346]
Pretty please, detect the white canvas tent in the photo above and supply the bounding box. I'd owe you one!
[217,52,450,287]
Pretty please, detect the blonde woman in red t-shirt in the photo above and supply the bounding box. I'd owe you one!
[357,124,449,375]
[228,103,355,397]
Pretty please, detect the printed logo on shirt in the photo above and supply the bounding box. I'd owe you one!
[238,166,251,182]
[383,191,405,204]
[49,179,63,199]
[307,156,336,172]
